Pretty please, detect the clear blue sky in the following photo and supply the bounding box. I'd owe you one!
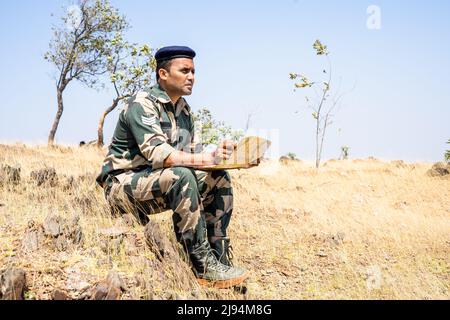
[1,0,449,161]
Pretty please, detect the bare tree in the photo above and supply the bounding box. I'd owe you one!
[290,40,347,168]
[97,37,156,147]
[44,0,128,145]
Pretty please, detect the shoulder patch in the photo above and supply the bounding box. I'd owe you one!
[141,115,157,126]
[146,94,158,103]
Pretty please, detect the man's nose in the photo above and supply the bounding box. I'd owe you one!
[187,72,194,81]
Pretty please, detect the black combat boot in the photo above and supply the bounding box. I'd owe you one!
[210,237,234,266]
[184,238,249,289]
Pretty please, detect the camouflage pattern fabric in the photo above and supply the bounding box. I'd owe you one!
[96,84,198,187]
[104,167,233,243]
[97,84,233,243]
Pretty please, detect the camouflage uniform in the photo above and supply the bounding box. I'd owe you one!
[96,84,233,244]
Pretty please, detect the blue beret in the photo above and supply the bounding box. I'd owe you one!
[155,46,196,63]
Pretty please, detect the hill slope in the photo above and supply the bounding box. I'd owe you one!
[0,144,449,299]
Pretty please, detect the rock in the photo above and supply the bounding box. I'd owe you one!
[123,234,142,256]
[316,250,328,258]
[0,165,21,186]
[279,156,301,164]
[54,235,68,251]
[90,282,110,300]
[99,227,127,238]
[164,290,184,300]
[191,289,201,299]
[427,162,449,177]
[279,156,290,162]
[30,168,58,187]
[144,220,174,260]
[21,220,45,252]
[391,160,406,168]
[42,214,83,251]
[104,286,122,300]
[100,238,123,255]
[52,289,71,300]
[106,271,126,292]
[65,268,91,293]
[43,214,65,237]
[99,227,126,255]
[279,156,296,164]
[67,215,84,245]
[90,271,124,300]
[330,232,345,246]
[0,268,27,300]
[134,275,147,290]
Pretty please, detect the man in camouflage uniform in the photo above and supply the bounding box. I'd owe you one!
[96,46,249,288]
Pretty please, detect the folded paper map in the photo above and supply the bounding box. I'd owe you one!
[195,136,271,171]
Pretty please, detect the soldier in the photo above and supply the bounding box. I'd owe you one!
[96,46,252,288]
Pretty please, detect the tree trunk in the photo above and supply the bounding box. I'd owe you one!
[97,98,120,148]
[315,117,320,169]
[48,87,65,146]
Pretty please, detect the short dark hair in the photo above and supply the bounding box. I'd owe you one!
[156,59,173,81]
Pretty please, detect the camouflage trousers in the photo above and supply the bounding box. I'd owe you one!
[104,167,233,244]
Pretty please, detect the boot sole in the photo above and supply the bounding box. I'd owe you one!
[196,271,250,289]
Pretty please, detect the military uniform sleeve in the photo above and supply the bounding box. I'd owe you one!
[126,101,175,169]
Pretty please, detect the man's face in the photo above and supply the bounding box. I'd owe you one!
[159,58,195,96]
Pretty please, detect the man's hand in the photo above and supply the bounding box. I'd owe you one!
[195,140,236,168]
[214,140,236,163]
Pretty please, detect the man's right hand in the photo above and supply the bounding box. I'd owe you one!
[214,140,236,162]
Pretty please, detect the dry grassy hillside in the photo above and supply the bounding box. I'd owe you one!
[0,144,449,300]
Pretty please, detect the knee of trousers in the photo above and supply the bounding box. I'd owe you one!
[210,170,232,189]
[161,167,199,194]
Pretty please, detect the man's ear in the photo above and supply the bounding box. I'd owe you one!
[159,68,169,81]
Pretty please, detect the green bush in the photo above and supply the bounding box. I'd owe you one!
[193,107,243,146]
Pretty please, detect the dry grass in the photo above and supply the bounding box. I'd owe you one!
[0,144,449,300]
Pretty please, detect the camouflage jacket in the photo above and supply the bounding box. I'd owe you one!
[96,84,196,187]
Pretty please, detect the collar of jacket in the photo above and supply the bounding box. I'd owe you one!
[147,84,191,115]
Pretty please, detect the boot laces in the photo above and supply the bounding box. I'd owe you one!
[205,250,231,273]
[227,243,234,263]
